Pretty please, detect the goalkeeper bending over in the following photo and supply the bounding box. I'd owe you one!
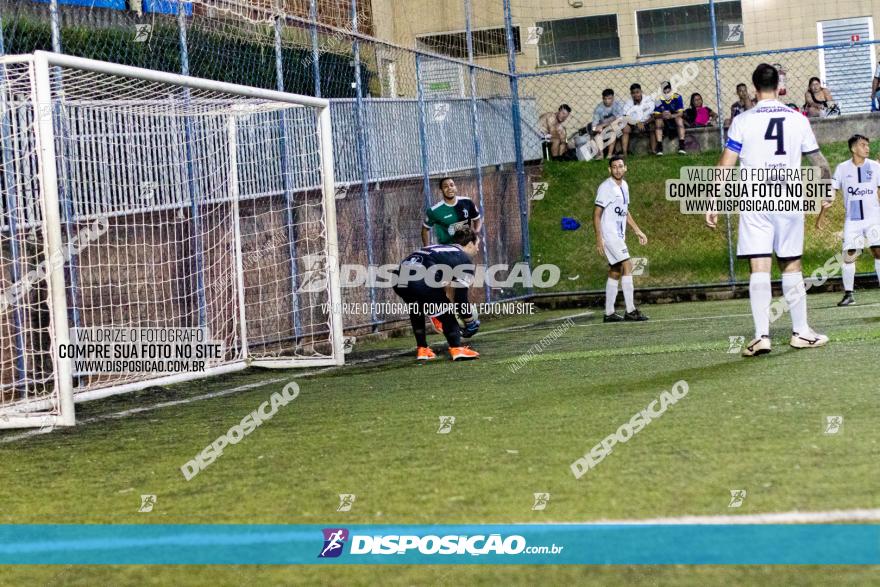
[392,227,481,361]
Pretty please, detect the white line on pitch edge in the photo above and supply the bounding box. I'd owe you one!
[529,508,880,525]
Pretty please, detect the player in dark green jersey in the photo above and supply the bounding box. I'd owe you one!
[421,177,483,246]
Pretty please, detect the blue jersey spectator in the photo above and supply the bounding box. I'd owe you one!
[652,82,686,155]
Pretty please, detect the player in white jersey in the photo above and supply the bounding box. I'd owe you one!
[816,134,880,306]
[594,156,649,322]
[707,64,831,357]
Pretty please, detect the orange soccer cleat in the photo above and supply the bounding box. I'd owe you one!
[416,347,437,361]
[449,346,480,361]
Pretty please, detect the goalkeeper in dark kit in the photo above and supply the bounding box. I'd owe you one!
[392,227,481,361]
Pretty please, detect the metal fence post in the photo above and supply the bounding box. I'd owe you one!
[309,0,321,98]
[503,0,532,294]
[415,53,433,210]
[275,14,304,340]
[178,0,207,329]
[710,0,737,286]
[49,0,61,53]
[47,0,84,352]
[465,0,491,303]
[351,0,378,329]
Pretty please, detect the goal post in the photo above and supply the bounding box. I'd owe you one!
[0,51,344,429]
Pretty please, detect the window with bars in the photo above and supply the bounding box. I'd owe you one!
[637,1,743,56]
[535,14,620,67]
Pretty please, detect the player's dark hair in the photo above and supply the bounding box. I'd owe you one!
[736,82,747,91]
[630,83,641,92]
[450,226,478,247]
[608,154,625,168]
[661,81,672,92]
[848,134,869,150]
[602,88,614,98]
[559,104,572,113]
[438,177,454,190]
[752,63,779,92]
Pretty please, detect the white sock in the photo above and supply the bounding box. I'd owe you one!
[749,272,772,339]
[842,262,855,292]
[605,278,619,316]
[875,259,880,286]
[782,272,809,335]
[621,275,636,313]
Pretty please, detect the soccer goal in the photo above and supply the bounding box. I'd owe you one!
[0,51,344,429]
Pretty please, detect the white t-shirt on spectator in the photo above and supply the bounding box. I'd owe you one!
[623,99,653,124]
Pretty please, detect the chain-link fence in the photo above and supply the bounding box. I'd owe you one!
[3,0,880,314]
[518,36,880,291]
[1,0,536,336]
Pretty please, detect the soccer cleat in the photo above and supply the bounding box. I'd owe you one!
[742,335,772,357]
[837,292,855,306]
[430,316,444,334]
[624,309,649,321]
[790,330,829,349]
[603,313,624,323]
[416,347,437,361]
[450,346,480,361]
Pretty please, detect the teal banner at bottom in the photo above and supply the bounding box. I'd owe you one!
[0,524,877,565]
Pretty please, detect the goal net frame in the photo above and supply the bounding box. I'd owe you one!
[0,51,344,429]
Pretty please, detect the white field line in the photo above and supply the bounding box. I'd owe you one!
[570,301,880,329]
[0,312,592,444]
[533,508,880,525]
[0,302,868,444]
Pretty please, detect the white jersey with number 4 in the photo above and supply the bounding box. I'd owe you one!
[726,99,820,259]
[725,99,820,171]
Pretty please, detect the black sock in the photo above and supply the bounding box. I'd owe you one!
[438,313,462,347]
[410,313,428,348]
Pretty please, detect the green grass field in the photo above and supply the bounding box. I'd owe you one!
[531,140,880,291]
[3,288,880,584]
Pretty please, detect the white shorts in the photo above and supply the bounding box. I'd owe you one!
[843,220,880,251]
[602,234,630,266]
[737,212,804,260]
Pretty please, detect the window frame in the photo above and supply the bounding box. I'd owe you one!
[635,0,744,58]
[415,25,522,60]
[534,13,621,67]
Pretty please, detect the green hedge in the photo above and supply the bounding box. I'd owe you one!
[2,14,373,98]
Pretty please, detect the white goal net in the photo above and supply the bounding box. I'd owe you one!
[0,52,343,429]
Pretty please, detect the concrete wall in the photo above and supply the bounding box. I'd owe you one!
[375,0,880,73]
[583,111,880,156]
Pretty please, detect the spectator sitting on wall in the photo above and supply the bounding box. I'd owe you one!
[725,83,756,127]
[684,93,717,128]
[422,177,482,247]
[589,89,625,160]
[538,104,572,159]
[621,83,656,155]
[804,77,837,118]
[652,81,686,156]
